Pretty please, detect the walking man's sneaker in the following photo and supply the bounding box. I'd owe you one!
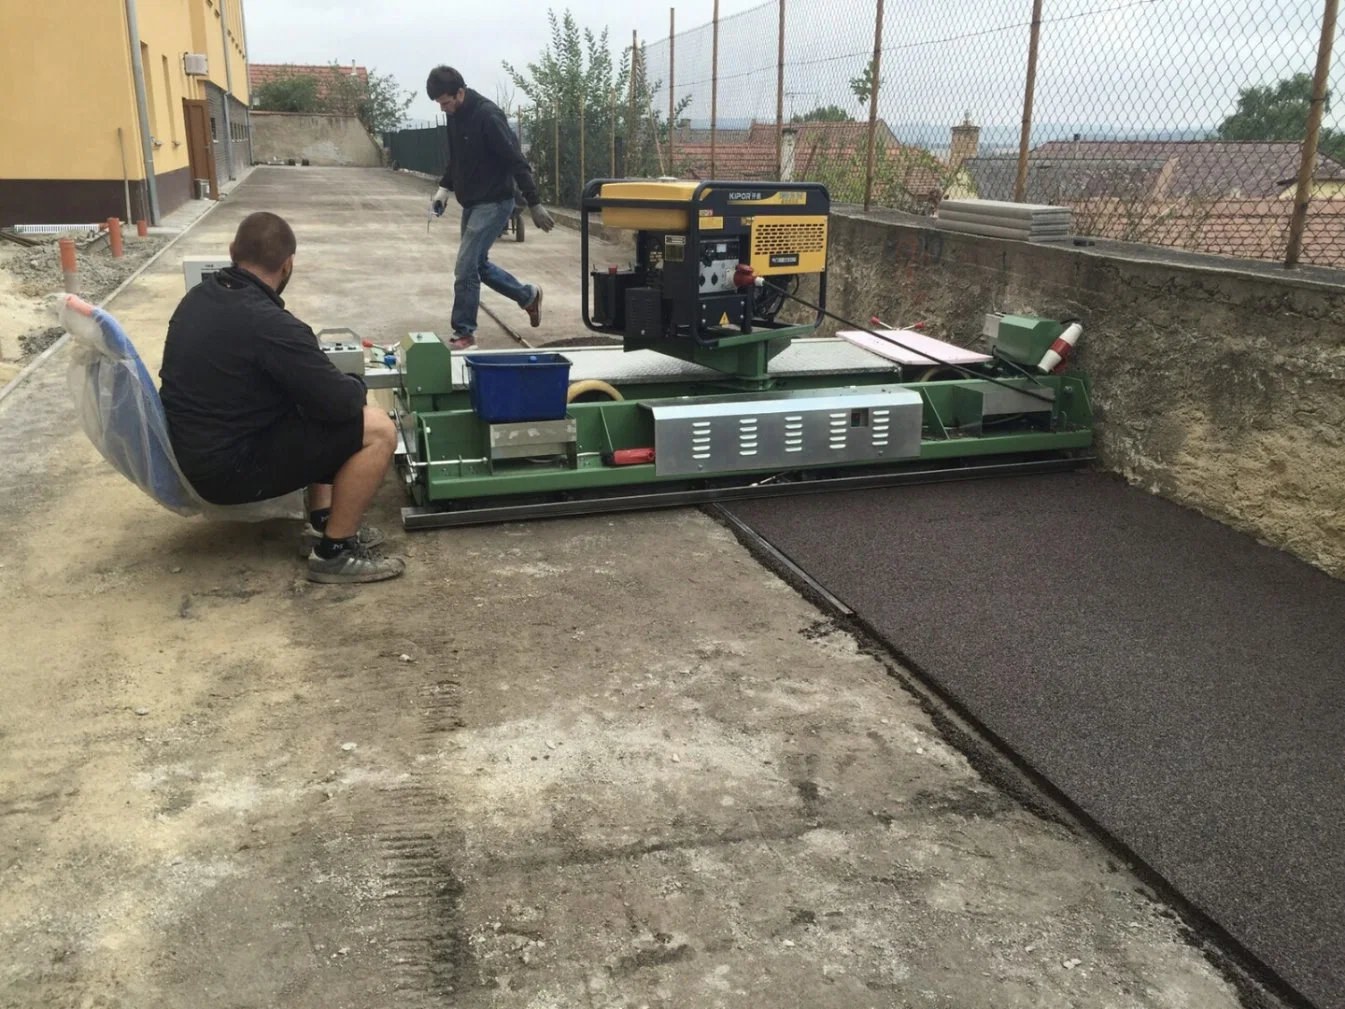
[449,333,475,350]
[524,287,543,328]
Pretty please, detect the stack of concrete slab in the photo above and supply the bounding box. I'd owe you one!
[935,199,1072,242]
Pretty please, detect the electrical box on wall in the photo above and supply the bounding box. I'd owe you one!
[183,53,209,76]
[182,257,231,290]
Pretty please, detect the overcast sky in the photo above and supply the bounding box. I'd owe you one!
[243,0,767,124]
[243,0,1339,138]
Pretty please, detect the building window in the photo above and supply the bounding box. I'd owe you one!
[210,116,217,142]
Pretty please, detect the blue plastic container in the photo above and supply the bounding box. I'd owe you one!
[465,353,572,423]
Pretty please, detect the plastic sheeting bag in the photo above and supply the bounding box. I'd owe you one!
[59,294,304,522]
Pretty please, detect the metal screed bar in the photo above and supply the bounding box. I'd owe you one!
[400,454,1091,530]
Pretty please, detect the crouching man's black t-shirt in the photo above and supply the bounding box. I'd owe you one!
[159,266,366,488]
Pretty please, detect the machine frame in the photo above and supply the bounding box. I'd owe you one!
[336,178,1098,530]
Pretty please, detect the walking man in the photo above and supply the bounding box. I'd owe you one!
[427,66,554,349]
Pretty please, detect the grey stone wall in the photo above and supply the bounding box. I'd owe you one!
[813,208,1345,578]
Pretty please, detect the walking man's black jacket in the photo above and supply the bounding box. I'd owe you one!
[438,89,541,209]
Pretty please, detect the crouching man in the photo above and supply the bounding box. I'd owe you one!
[159,211,405,584]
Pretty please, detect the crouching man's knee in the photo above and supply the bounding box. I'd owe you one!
[363,406,397,458]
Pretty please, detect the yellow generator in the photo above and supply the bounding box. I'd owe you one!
[581,179,830,354]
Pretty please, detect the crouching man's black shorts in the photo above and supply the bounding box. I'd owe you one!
[187,410,365,506]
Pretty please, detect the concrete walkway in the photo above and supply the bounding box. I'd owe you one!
[0,167,1258,1009]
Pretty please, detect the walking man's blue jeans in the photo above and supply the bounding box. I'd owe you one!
[452,198,536,338]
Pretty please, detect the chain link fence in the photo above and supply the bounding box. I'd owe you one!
[380,0,1342,269]
[642,0,1344,269]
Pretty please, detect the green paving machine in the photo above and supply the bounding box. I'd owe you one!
[362,179,1094,529]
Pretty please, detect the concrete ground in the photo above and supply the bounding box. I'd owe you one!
[0,167,1253,1009]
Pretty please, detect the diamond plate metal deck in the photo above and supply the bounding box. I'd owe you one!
[445,338,898,390]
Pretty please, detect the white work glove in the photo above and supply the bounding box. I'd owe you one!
[431,187,451,217]
[530,204,555,232]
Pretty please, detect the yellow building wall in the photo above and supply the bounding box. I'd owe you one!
[197,0,250,105]
[133,0,200,180]
[0,3,141,180]
[0,0,249,184]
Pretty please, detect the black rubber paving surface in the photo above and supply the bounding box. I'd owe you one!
[726,472,1345,1009]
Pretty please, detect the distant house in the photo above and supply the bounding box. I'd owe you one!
[954,140,1345,203]
[672,118,952,210]
[249,62,370,105]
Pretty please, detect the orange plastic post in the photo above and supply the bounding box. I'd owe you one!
[136,219,148,238]
[59,238,78,293]
[107,218,124,258]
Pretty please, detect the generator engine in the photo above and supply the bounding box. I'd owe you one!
[583,180,830,349]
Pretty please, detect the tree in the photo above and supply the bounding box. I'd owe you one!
[324,65,414,135]
[504,9,691,207]
[849,63,883,108]
[254,64,413,135]
[1216,72,1345,159]
[254,74,322,113]
[792,105,853,123]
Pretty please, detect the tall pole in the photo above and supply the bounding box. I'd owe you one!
[579,94,586,197]
[711,0,720,178]
[553,103,561,205]
[218,0,236,180]
[1014,0,1045,203]
[629,31,639,175]
[610,88,617,175]
[123,0,160,224]
[1286,0,1340,267]
[863,0,884,210]
[669,8,676,175]
[776,0,786,178]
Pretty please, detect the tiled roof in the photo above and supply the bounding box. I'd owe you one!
[673,142,779,180]
[1069,194,1345,267]
[248,63,370,100]
[1026,140,1345,198]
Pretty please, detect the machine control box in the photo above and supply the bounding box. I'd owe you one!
[182,256,232,290]
[321,342,366,377]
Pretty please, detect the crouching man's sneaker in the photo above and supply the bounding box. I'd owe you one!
[307,545,406,584]
[298,522,385,558]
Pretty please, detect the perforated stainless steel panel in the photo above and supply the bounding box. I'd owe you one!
[643,387,923,477]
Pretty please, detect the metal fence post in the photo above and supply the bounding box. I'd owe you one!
[630,32,639,175]
[580,94,586,199]
[610,88,617,176]
[1286,0,1340,267]
[776,0,786,179]
[711,0,720,178]
[553,103,561,205]
[863,0,885,211]
[669,8,676,175]
[1014,0,1044,203]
